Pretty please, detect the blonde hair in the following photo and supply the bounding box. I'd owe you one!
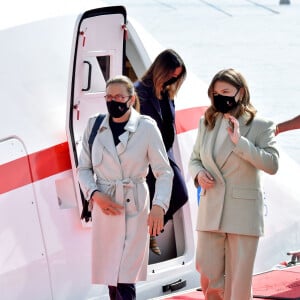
[106,75,140,112]
[205,68,257,129]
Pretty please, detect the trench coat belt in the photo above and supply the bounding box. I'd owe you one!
[98,177,145,205]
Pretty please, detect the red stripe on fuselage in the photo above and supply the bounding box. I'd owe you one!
[0,106,207,194]
[0,156,33,194]
[0,142,72,194]
[175,106,207,134]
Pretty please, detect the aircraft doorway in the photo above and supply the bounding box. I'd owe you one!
[66,6,187,266]
[124,47,186,264]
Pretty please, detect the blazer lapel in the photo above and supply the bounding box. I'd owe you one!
[202,117,224,181]
[214,114,251,169]
[200,114,252,183]
[239,114,251,137]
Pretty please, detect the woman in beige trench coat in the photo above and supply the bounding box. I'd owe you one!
[77,75,173,300]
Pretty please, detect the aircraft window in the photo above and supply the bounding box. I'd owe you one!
[82,55,110,93]
[97,56,110,82]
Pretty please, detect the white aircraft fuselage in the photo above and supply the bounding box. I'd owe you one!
[1,3,300,300]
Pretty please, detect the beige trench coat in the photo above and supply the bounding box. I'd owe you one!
[77,108,173,286]
[189,114,279,237]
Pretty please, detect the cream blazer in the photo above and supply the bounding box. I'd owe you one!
[189,114,279,237]
[77,108,173,285]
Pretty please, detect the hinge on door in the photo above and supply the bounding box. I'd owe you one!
[79,27,87,47]
[122,23,128,40]
[73,102,80,120]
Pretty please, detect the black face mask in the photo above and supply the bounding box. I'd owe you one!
[106,99,130,118]
[213,89,239,113]
[163,76,179,88]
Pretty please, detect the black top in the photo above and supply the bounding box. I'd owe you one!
[109,117,127,146]
[159,91,175,151]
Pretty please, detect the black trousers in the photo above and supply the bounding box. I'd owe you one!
[108,283,136,300]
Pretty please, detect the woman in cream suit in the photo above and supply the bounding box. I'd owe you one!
[77,75,173,300]
[189,68,279,300]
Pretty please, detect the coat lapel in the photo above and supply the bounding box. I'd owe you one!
[117,131,129,155]
[117,108,139,155]
[97,116,120,163]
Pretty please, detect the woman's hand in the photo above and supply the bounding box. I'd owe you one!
[224,114,240,145]
[197,170,215,189]
[92,191,123,215]
[148,205,164,236]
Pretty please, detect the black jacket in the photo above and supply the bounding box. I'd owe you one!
[135,81,188,224]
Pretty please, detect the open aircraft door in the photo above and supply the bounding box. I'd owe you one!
[65,6,198,297]
[66,6,127,223]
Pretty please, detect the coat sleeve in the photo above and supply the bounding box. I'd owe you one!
[233,119,279,175]
[77,117,99,200]
[188,117,206,187]
[146,118,174,213]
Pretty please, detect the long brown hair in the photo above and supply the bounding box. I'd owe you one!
[106,75,140,112]
[205,68,257,129]
[141,49,186,99]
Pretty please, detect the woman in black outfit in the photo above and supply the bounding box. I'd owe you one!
[135,49,188,255]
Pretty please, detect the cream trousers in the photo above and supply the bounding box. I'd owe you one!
[196,231,259,300]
